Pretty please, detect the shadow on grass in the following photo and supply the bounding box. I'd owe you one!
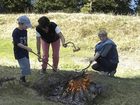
[0,65,140,105]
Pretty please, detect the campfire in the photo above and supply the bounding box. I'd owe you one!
[66,73,90,93]
[32,71,102,105]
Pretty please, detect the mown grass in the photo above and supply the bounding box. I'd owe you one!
[0,13,140,105]
[0,13,140,69]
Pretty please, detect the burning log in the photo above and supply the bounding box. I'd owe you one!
[32,71,103,105]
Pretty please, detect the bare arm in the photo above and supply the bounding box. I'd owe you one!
[17,43,32,52]
[58,32,66,47]
[90,44,112,63]
[90,52,100,63]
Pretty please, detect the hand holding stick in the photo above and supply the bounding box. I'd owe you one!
[30,51,54,70]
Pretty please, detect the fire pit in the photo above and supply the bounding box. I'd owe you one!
[32,71,103,105]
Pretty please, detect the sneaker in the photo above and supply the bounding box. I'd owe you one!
[99,71,109,76]
[40,69,46,75]
[109,70,116,77]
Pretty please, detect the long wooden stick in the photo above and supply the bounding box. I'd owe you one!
[81,62,92,72]
[31,51,54,69]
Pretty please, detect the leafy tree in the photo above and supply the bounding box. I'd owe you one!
[81,0,132,14]
[0,0,32,13]
[33,0,86,13]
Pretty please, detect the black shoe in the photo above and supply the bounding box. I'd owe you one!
[20,76,26,82]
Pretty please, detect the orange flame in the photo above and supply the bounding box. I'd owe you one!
[66,74,90,92]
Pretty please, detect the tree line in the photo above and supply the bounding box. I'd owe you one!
[0,0,139,14]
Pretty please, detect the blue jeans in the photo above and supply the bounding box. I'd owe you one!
[18,57,31,76]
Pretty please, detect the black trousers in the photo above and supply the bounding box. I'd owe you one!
[92,58,118,73]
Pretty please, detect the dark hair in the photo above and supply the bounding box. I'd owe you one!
[38,16,50,28]
[98,30,107,36]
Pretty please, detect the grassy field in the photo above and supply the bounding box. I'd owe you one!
[0,13,140,105]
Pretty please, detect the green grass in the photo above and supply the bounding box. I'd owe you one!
[0,66,140,105]
[0,13,140,105]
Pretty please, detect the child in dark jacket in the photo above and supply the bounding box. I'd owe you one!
[12,15,32,82]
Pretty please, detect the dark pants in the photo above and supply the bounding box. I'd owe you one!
[92,58,118,73]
